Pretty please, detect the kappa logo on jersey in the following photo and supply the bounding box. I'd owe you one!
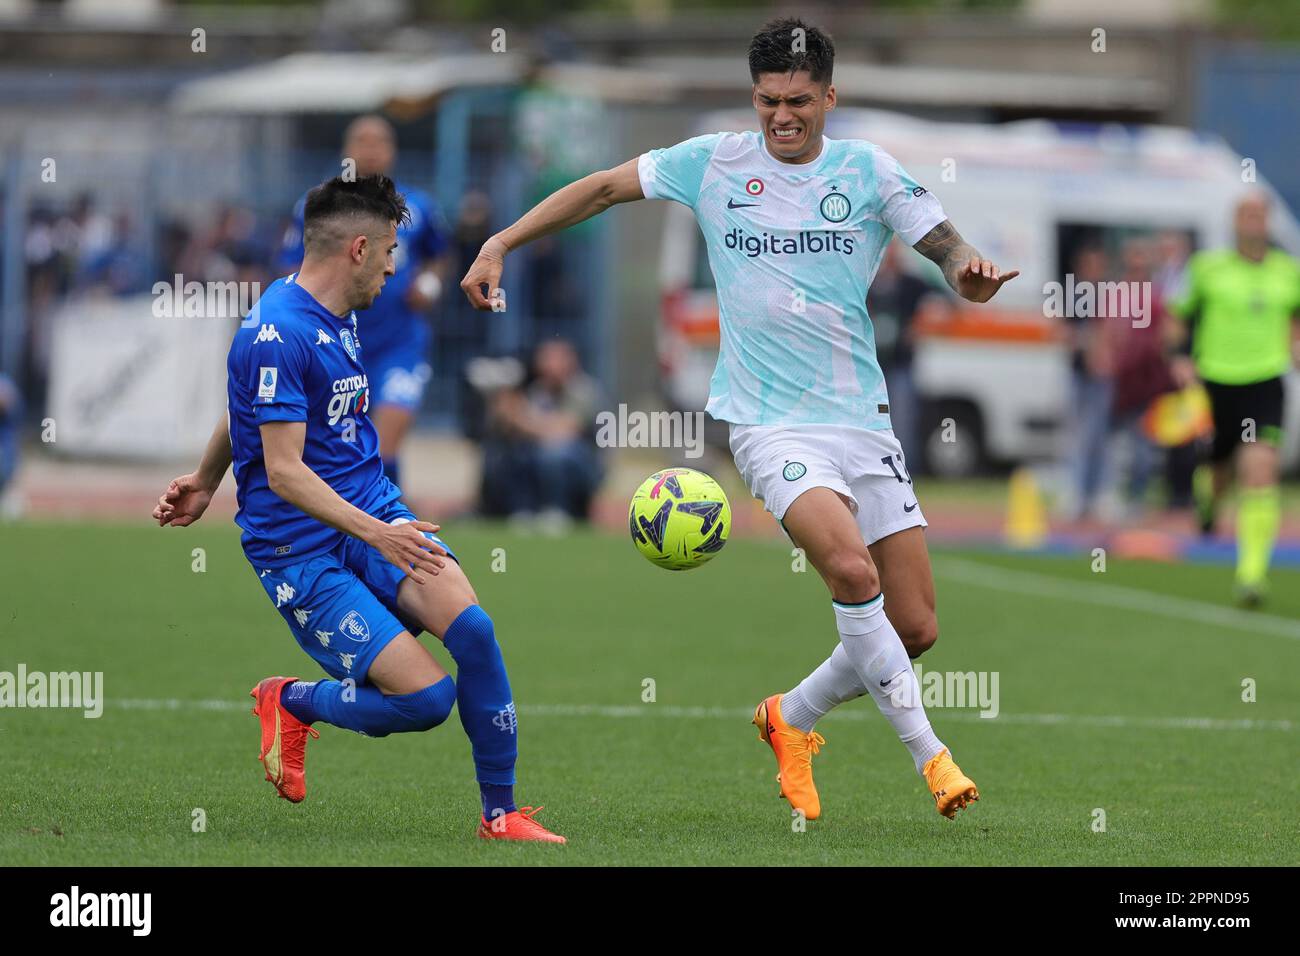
[254,324,284,344]
[339,328,357,361]
[315,629,332,648]
[257,367,278,402]
[274,583,295,608]
[293,607,311,628]
[338,652,355,672]
[327,374,370,426]
[339,610,371,643]
[315,329,334,345]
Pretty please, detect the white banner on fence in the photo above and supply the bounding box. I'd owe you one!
[47,296,233,459]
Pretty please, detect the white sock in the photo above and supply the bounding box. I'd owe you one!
[781,644,867,732]
[833,596,946,774]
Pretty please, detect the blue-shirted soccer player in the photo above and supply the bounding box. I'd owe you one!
[155,174,563,843]
[279,115,449,490]
[462,18,1020,823]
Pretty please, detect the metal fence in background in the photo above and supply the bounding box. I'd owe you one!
[0,86,611,438]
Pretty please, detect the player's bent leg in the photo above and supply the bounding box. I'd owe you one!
[254,670,456,802]
[395,560,565,843]
[367,629,452,695]
[782,486,882,601]
[395,553,479,638]
[782,487,978,818]
[249,558,457,803]
[752,488,873,817]
[868,526,938,659]
[278,641,455,740]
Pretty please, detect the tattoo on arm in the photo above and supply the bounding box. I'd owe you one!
[913,221,981,292]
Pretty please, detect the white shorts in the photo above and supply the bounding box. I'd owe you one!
[728,423,927,545]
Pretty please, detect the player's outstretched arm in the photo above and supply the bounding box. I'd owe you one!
[459,157,644,311]
[913,220,1020,304]
[153,414,232,527]
[259,420,447,584]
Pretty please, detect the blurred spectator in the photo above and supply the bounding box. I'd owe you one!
[446,190,496,346]
[1150,229,1197,510]
[523,233,583,341]
[478,339,604,528]
[179,202,270,286]
[0,373,21,506]
[1106,237,1175,516]
[1065,245,1115,521]
[58,193,114,277]
[868,238,940,468]
[76,210,147,296]
[1153,229,1191,302]
[454,190,495,274]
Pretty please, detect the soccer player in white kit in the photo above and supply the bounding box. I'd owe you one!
[460,17,1019,821]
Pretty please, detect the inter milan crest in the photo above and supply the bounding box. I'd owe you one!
[339,328,357,361]
[820,186,852,223]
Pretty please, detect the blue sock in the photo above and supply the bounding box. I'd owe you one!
[382,457,401,490]
[480,782,517,821]
[280,677,455,737]
[442,605,518,795]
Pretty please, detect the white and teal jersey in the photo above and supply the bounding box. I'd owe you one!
[639,130,945,428]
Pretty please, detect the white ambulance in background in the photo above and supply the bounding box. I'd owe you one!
[656,108,1300,476]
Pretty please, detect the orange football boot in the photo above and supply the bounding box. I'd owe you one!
[922,748,979,819]
[478,806,567,844]
[753,693,824,820]
[249,676,319,803]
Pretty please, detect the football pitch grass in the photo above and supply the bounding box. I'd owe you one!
[2,520,1297,866]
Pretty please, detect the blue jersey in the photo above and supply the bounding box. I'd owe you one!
[277,179,448,361]
[228,275,401,567]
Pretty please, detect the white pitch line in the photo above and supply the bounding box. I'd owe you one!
[933,556,1300,641]
[108,698,1293,733]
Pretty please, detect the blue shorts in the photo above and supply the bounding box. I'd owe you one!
[368,349,431,413]
[251,501,457,684]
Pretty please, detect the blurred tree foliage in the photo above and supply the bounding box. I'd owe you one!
[174,0,1300,42]
[171,0,1025,19]
[401,0,1023,21]
[1214,0,1300,41]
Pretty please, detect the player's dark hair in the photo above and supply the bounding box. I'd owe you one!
[302,174,409,254]
[748,16,835,87]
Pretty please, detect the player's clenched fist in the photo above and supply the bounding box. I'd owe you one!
[366,519,448,584]
[459,237,507,311]
[153,473,215,528]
